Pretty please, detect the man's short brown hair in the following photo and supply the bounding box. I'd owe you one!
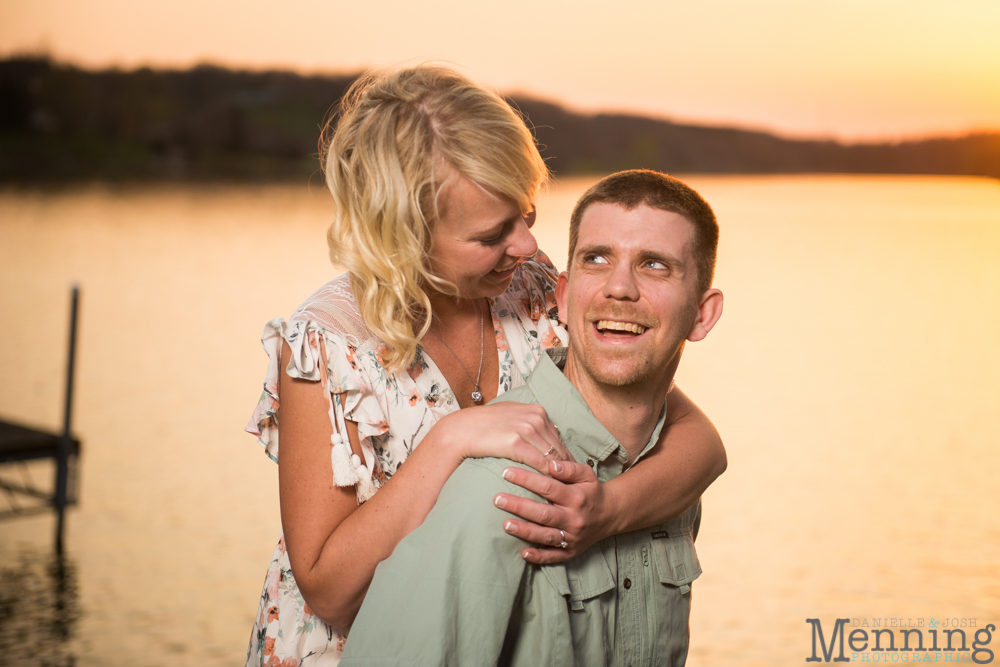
[568,170,719,293]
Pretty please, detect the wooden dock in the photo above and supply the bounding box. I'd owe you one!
[0,422,81,508]
[0,287,82,553]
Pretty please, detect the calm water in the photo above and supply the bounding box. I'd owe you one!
[1,176,998,666]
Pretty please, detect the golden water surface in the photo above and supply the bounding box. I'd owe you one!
[1,175,998,666]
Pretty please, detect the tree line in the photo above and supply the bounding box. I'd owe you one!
[2,57,998,183]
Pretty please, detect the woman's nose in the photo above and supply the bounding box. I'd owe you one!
[506,213,538,258]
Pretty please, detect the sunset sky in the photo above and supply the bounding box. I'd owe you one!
[2,0,999,141]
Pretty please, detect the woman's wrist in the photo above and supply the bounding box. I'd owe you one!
[421,412,470,471]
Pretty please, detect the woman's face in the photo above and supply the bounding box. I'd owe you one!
[427,173,538,300]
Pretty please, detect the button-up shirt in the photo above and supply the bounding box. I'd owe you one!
[341,348,702,667]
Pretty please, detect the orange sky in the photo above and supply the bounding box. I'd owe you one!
[2,0,999,141]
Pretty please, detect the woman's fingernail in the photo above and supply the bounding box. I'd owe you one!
[494,495,507,508]
[522,550,532,560]
[551,460,563,474]
[504,521,517,534]
[502,468,514,481]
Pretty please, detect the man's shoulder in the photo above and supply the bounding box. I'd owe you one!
[489,383,538,407]
[453,456,545,502]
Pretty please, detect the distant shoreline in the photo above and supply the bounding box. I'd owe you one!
[2,57,998,182]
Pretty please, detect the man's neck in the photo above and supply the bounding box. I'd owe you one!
[562,356,677,464]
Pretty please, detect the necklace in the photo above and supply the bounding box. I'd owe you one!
[428,300,485,403]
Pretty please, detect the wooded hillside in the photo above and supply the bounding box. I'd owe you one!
[2,58,998,182]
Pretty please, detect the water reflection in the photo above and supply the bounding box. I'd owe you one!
[0,178,998,665]
[0,546,80,666]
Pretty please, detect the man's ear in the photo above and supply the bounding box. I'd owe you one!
[555,271,570,326]
[687,288,724,342]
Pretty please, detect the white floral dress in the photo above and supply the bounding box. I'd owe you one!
[245,255,568,667]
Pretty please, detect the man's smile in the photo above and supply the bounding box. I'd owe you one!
[595,320,648,335]
[587,306,657,341]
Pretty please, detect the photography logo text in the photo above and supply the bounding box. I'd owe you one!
[806,617,995,663]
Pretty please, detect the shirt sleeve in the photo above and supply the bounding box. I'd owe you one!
[340,460,534,667]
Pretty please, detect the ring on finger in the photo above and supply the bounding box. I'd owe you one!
[544,446,558,458]
[558,529,568,549]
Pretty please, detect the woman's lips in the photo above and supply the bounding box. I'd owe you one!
[491,264,518,279]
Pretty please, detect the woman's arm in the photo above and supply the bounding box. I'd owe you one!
[494,385,726,564]
[276,340,566,628]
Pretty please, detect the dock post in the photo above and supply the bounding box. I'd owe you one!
[55,286,79,555]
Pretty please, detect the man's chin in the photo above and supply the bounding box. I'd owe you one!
[579,357,654,388]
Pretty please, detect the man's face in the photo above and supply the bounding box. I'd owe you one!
[556,202,720,392]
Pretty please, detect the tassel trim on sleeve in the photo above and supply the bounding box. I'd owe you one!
[317,335,379,503]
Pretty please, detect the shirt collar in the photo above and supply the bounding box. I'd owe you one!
[527,348,667,467]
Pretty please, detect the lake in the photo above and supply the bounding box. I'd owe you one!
[1,175,998,666]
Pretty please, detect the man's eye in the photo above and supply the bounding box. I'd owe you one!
[584,254,609,265]
[644,259,668,270]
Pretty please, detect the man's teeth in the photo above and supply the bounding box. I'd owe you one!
[596,320,646,334]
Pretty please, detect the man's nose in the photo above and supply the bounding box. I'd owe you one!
[506,214,538,258]
[603,262,640,301]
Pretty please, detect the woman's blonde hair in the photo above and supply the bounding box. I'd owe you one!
[321,65,548,370]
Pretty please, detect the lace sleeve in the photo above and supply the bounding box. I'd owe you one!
[288,274,373,347]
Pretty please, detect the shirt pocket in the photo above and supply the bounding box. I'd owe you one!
[649,532,702,595]
[542,547,616,610]
[542,549,616,666]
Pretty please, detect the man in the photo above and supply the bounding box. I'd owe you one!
[341,170,725,667]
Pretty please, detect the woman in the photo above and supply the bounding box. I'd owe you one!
[246,65,726,665]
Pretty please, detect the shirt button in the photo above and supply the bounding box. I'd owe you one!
[623,578,632,590]
[587,459,595,468]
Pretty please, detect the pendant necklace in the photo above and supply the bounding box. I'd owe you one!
[428,299,485,403]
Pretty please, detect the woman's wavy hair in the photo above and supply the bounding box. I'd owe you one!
[321,65,548,370]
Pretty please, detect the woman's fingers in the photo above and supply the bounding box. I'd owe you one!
[500,460,593,505]
[493,488,563,528]
[500,517,566,548]
[460,403,568,474]
[493,461,595,532]
[541,424,572,462]
[520,546,578,565]
[501,517,582,564]
[494,460,607,565]
[436,401,570,474]
[511,406,571,465]
[510,438,564,476]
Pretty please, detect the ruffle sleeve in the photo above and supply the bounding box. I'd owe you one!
[506,252,567,350]
[516,251,562,325]
[245,318,389,502]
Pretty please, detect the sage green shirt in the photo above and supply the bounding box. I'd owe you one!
[341,348,702,667]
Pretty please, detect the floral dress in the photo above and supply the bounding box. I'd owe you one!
[245,255,568,667]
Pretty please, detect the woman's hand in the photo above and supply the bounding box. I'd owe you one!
[429,402,572,475]
[491,386,727,565]
[492,459,611,564]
